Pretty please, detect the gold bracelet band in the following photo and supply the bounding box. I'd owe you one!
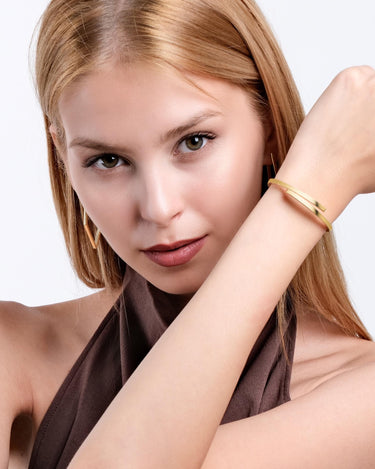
[267,178,333,232]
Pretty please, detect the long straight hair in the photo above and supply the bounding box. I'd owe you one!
[34,0,371,340]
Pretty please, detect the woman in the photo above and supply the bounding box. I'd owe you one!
[3,0,375,467]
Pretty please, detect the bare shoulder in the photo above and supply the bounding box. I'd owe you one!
[291,310,375,399]
[0,288,119,375]
[204,357,375,468]
[0,287,120,390]
[17,288,121,408]
[1,289,120,468]
[0,300,43,388]
[203,313,375,468]
[0,301,37,468]
[35,287,122,349]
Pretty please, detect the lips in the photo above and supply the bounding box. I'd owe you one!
[142,236,207,267]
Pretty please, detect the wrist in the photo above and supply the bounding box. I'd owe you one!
[267,178,333,232]
[275,143,355,225]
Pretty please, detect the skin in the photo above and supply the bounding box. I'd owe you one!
[2,64,375,467]
[66,65,375,467]
[56,62,270,295]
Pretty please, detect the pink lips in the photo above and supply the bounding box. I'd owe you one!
[142,236,207,267]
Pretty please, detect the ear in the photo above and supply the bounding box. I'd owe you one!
[49,123,59,147]
[49,123,67,163]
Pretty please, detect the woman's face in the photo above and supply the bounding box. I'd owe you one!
[56,62,268,294]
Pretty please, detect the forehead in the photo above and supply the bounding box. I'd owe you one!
[58,61,261,144]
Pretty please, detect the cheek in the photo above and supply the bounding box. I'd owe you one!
[90,192,134,237]
[85,191,136,260]
[219,165,262,228]
[66,166,134,238]
[201,142,264,220]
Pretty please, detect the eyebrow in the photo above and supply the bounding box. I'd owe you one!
[68,110,222,152]
[160,110,222,143]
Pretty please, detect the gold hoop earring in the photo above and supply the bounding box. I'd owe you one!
[83,209,101,250]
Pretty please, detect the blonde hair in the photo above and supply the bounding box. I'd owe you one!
[34,0,371,340]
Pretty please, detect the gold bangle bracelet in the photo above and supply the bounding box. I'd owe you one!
[267,178,333,232]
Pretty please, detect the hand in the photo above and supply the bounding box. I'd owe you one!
[279,66,375,220]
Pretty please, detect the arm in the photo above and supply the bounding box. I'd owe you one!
[70,186,329,469]
[69,67,375,468]
[0,302,34,469]
[0,364,14,468]
[202,362,375,468]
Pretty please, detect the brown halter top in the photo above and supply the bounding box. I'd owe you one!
[28,267,296,468]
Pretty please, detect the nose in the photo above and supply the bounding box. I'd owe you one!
[137,167,183,226]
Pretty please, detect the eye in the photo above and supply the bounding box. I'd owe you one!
[97,154,123,169]
[178,133,215,154]
[85,153,128,170]
[184,135,205,151]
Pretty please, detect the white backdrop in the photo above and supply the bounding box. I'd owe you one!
[0,1,374,334]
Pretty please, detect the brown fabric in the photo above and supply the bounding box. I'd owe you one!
[28,267,296,468]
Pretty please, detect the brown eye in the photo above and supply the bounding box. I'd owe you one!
[176,133,215,156]
[185,136,205,151]
[98,154,122,169]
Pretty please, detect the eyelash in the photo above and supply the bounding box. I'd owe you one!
[175,131,216,156]
[82,131,216,170]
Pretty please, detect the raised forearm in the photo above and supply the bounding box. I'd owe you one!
[69,173,336,468]
[65,63,375,468]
